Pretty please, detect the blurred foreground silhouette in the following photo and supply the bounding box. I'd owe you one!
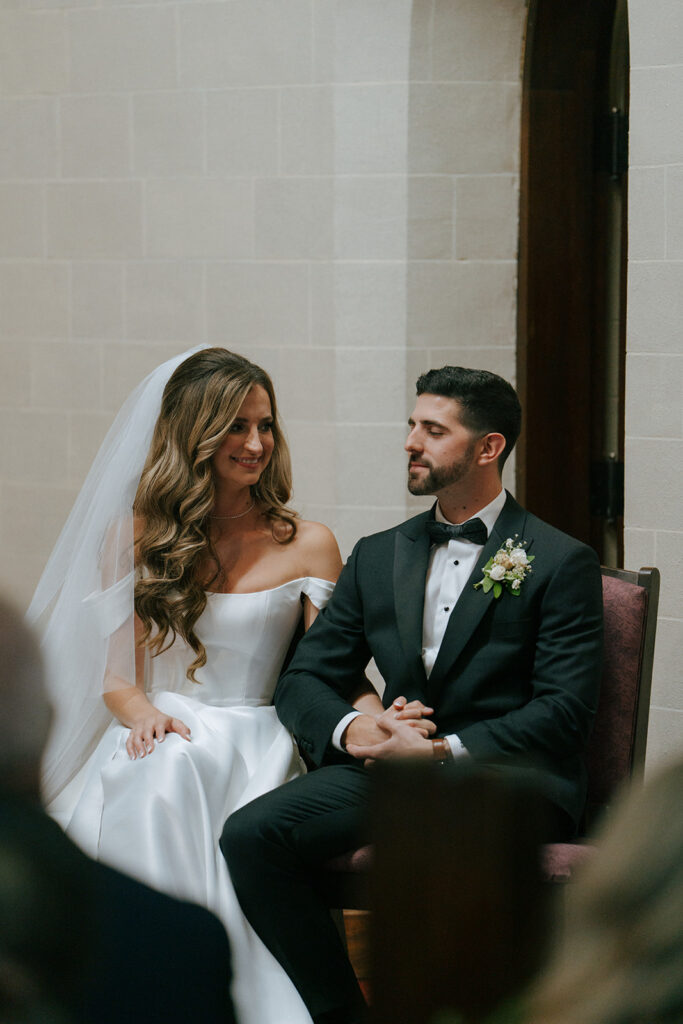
[0,594,236,1024]
[368,761,556,1024]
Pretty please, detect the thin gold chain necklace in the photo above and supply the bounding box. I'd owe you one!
[208,501,255,521]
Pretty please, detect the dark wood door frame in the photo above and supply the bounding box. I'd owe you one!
[517,0,628,564]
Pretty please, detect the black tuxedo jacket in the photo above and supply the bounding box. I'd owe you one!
[275,493,603,827]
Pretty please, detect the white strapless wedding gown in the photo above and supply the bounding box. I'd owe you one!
[63,576,334,1024]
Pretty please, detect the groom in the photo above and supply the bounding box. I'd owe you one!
[221,366,604,1024]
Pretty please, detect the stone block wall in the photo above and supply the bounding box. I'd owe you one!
[0,0,526,607]
[626,0,683,768]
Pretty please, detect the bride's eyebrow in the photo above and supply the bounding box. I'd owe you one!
[231,415,273,424]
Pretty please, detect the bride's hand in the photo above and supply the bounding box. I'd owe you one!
[127,710,191,760]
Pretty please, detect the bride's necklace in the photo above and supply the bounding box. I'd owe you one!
[208,501,255,521]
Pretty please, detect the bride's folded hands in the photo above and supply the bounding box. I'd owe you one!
[103,686,191,760]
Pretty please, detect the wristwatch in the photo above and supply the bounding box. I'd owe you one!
[431,737,452,763]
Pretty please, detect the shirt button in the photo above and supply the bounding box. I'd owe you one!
[453,560,459,565]
[444,606,450,612]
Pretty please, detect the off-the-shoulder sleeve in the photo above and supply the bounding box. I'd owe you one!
[301,576,335,610]
[83,569,135,639]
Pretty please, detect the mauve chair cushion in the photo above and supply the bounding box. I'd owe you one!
[328,843,597,884]
[540,842,596,882]
[326,845,374,874]
[586,575,647,806]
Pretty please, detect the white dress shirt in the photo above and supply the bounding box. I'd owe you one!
[332,489,507,755]
[423,489,506,757]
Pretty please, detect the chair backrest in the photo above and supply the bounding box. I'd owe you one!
[584,566,660,823]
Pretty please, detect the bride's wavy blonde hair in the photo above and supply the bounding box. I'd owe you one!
[133,347,296,681]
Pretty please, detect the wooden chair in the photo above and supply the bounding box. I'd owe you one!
[324,565,661,902]
[541,564,660,880]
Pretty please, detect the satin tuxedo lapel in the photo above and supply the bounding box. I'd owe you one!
[393,509,432,689]
[427,494,531,701]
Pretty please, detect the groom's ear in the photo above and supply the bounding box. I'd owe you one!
[476,432,506,469]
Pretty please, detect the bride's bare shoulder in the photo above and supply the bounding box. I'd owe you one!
[294,519,342,580]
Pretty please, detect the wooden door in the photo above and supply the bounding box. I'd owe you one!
[517,0,629,565]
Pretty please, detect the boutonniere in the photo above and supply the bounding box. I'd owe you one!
[474,536,534,599]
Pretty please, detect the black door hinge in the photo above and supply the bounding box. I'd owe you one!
[590,456,624,521]
[597,107,629,180]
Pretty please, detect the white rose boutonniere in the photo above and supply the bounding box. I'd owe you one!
[474,536,534,599]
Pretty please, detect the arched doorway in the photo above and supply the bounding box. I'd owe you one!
[517,0,629,566]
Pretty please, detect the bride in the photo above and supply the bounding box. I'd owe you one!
[28,346,361,1024]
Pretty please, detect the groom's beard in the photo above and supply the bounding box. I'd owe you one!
[407,442,477,495]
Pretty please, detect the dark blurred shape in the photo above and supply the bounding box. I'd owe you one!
[0,594,236,1024]
[368,761,555,1024]
[0,798,84,1024]
[0,797,237,1024]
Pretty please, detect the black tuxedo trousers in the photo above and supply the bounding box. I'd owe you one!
[223,764,370,1024]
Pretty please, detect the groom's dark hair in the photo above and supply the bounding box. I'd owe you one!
[416,366,522,470]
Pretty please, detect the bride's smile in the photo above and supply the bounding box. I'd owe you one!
[211,384,275,491]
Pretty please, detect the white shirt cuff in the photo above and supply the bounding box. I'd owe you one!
[331,711,363,751]
[445,733,469,759]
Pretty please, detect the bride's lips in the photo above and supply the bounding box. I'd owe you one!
[231,457,261,469]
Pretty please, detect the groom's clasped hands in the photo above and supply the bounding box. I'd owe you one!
[345,695,436,766]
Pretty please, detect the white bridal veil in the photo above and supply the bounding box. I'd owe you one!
[27,346,207,806]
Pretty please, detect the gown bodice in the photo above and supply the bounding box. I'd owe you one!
[147,576,334,707]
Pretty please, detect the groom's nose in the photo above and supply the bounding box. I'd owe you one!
[405,426,422,452]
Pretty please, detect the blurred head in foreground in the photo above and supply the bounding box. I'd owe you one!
[0,595,51,801]
[528,757,683,1024]
[0,595,84,1022]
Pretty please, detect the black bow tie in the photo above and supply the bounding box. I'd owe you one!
[426,517,488,547]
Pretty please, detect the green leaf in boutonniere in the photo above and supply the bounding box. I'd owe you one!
[474,536,534,599]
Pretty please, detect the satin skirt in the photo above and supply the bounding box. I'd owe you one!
[66,690,313,1024]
